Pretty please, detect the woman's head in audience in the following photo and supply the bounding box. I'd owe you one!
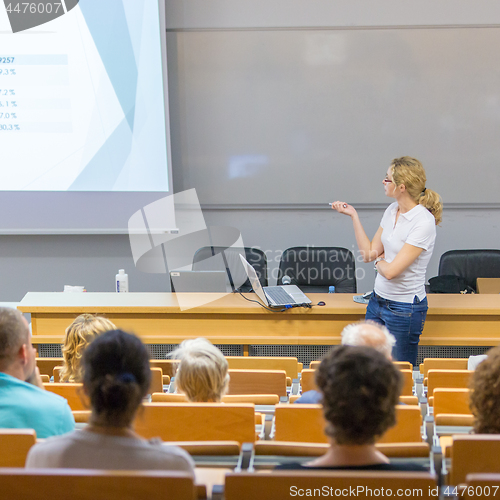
[61,314,116,382]
[470,346,500,434]
[170,338,229,402]
[316,345,403,445]
[82,329,151,428]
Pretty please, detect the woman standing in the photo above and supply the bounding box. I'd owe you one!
[331,157,442,365]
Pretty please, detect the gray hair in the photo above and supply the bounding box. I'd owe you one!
[340,320,396,359]
[0,308,29,369]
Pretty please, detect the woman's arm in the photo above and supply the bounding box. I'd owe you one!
[375,243,424,280]
[331,202,384,262]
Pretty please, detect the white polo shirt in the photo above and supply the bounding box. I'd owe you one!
[374,202,436,303]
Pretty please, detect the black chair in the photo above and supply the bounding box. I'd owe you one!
[277,246,357,293]
[193,246,268,292]
[438,249,500,293]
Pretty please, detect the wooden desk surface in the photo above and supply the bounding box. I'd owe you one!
[19,292,500,346]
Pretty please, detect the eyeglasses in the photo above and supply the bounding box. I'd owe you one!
[383,177,393,184]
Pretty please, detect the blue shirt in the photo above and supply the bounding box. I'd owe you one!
[0,372,75,438]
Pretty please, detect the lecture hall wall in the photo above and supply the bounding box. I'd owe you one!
[1,0,500,302]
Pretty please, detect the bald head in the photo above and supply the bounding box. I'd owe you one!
[0,308,30,371]
[340,321,395,360]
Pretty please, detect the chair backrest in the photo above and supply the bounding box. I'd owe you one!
[433,388,472,417]
[377,406,423,443]
[225,471,437,500]
[421,358,468,377]
[36,357,63,377]
[438,249,500,292]
[226,356,299,379]
[273,404,327,443]
[227,369,287,397]
[150,359,177,377]
[450,435,500,486]
[151,393,279,405]
[427,369,473,398]
[43,383,88,411]
[134,403,256,444]
[393,361,413,370]
[277,246,357,293]
[192,246,268,292]
[148,367,163,395]
[300,369,316,393]
[0,429,36,467]
[53,366,63,382]
[0,469,195,500]
[464,474,500,497]
[40,374,50,383]
[301,367,412,397]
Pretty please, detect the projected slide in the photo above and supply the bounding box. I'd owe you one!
[0,0,169,192]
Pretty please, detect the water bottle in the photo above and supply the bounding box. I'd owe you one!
[328,286,336,293]
[116,269,129,293]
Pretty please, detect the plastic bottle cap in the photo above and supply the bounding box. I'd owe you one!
[119,269,125,274]
[329,286,336,293]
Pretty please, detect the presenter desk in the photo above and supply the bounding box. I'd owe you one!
[18,292,500,351]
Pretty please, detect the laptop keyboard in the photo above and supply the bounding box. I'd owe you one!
[265,287,294,304]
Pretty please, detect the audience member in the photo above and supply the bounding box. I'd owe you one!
[170,338,229,402]
[295,320,395,404]
[470,345,500,434]
[0,308,74,438]
[60,314,116,382]
[276,345,425,471]
[26,329,195,475]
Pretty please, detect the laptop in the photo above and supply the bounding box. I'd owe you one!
[239,255,312,307]
[170,270,228,293]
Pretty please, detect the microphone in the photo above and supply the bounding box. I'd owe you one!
[282,275,292,285]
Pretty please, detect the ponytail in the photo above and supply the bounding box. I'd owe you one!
[419,188,442,225]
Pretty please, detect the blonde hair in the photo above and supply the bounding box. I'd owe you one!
[170,338,229,402]
[60,314,116,383]
[391,156,443,225]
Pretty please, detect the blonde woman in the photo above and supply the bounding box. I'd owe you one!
[170,338,229,402]
[60,314,116,382]
[331,157,442,365]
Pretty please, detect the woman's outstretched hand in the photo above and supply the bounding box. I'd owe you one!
[330,201,356,217]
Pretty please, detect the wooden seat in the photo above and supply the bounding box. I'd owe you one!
[43,383,88,411]
[300,369,316,393]
[273,404,422,444]
[450,435,500,486]
[463,474,500,498]
[224,471,438,500]
[393,361,413,370]
[152,393,279,405]
[40,374,49,383]
[433,388,472,417]
[302,367,413,396]
[149,359,177,378]
[0,429,37,467]
[72,411,91,423]
[378,406,423,443]
[53,365,64,382]
[226,356,300,379]
[53,366,163,395]
[427,369,473,405]
[35,357,63,377]
[0,469,195,500]
[227,369,287,397]
[134,403,257,444]
[419,358,468,380]
[165,441,241,456]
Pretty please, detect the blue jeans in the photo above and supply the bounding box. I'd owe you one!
[365,293,428,366]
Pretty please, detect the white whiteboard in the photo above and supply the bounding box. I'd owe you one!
[169,27,500,205]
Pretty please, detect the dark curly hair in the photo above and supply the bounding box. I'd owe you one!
[316,345,403,445]
[470,346,500,434]
[82,329,151,427]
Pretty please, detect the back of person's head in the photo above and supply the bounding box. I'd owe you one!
[82,329,151,427]
[391,156,442,225]
[0,308,29,371]
[470,345,500,434]
[61,314,116,382]
[341,320,395,360]
[316,345,402,445]
[170,338,229,402]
